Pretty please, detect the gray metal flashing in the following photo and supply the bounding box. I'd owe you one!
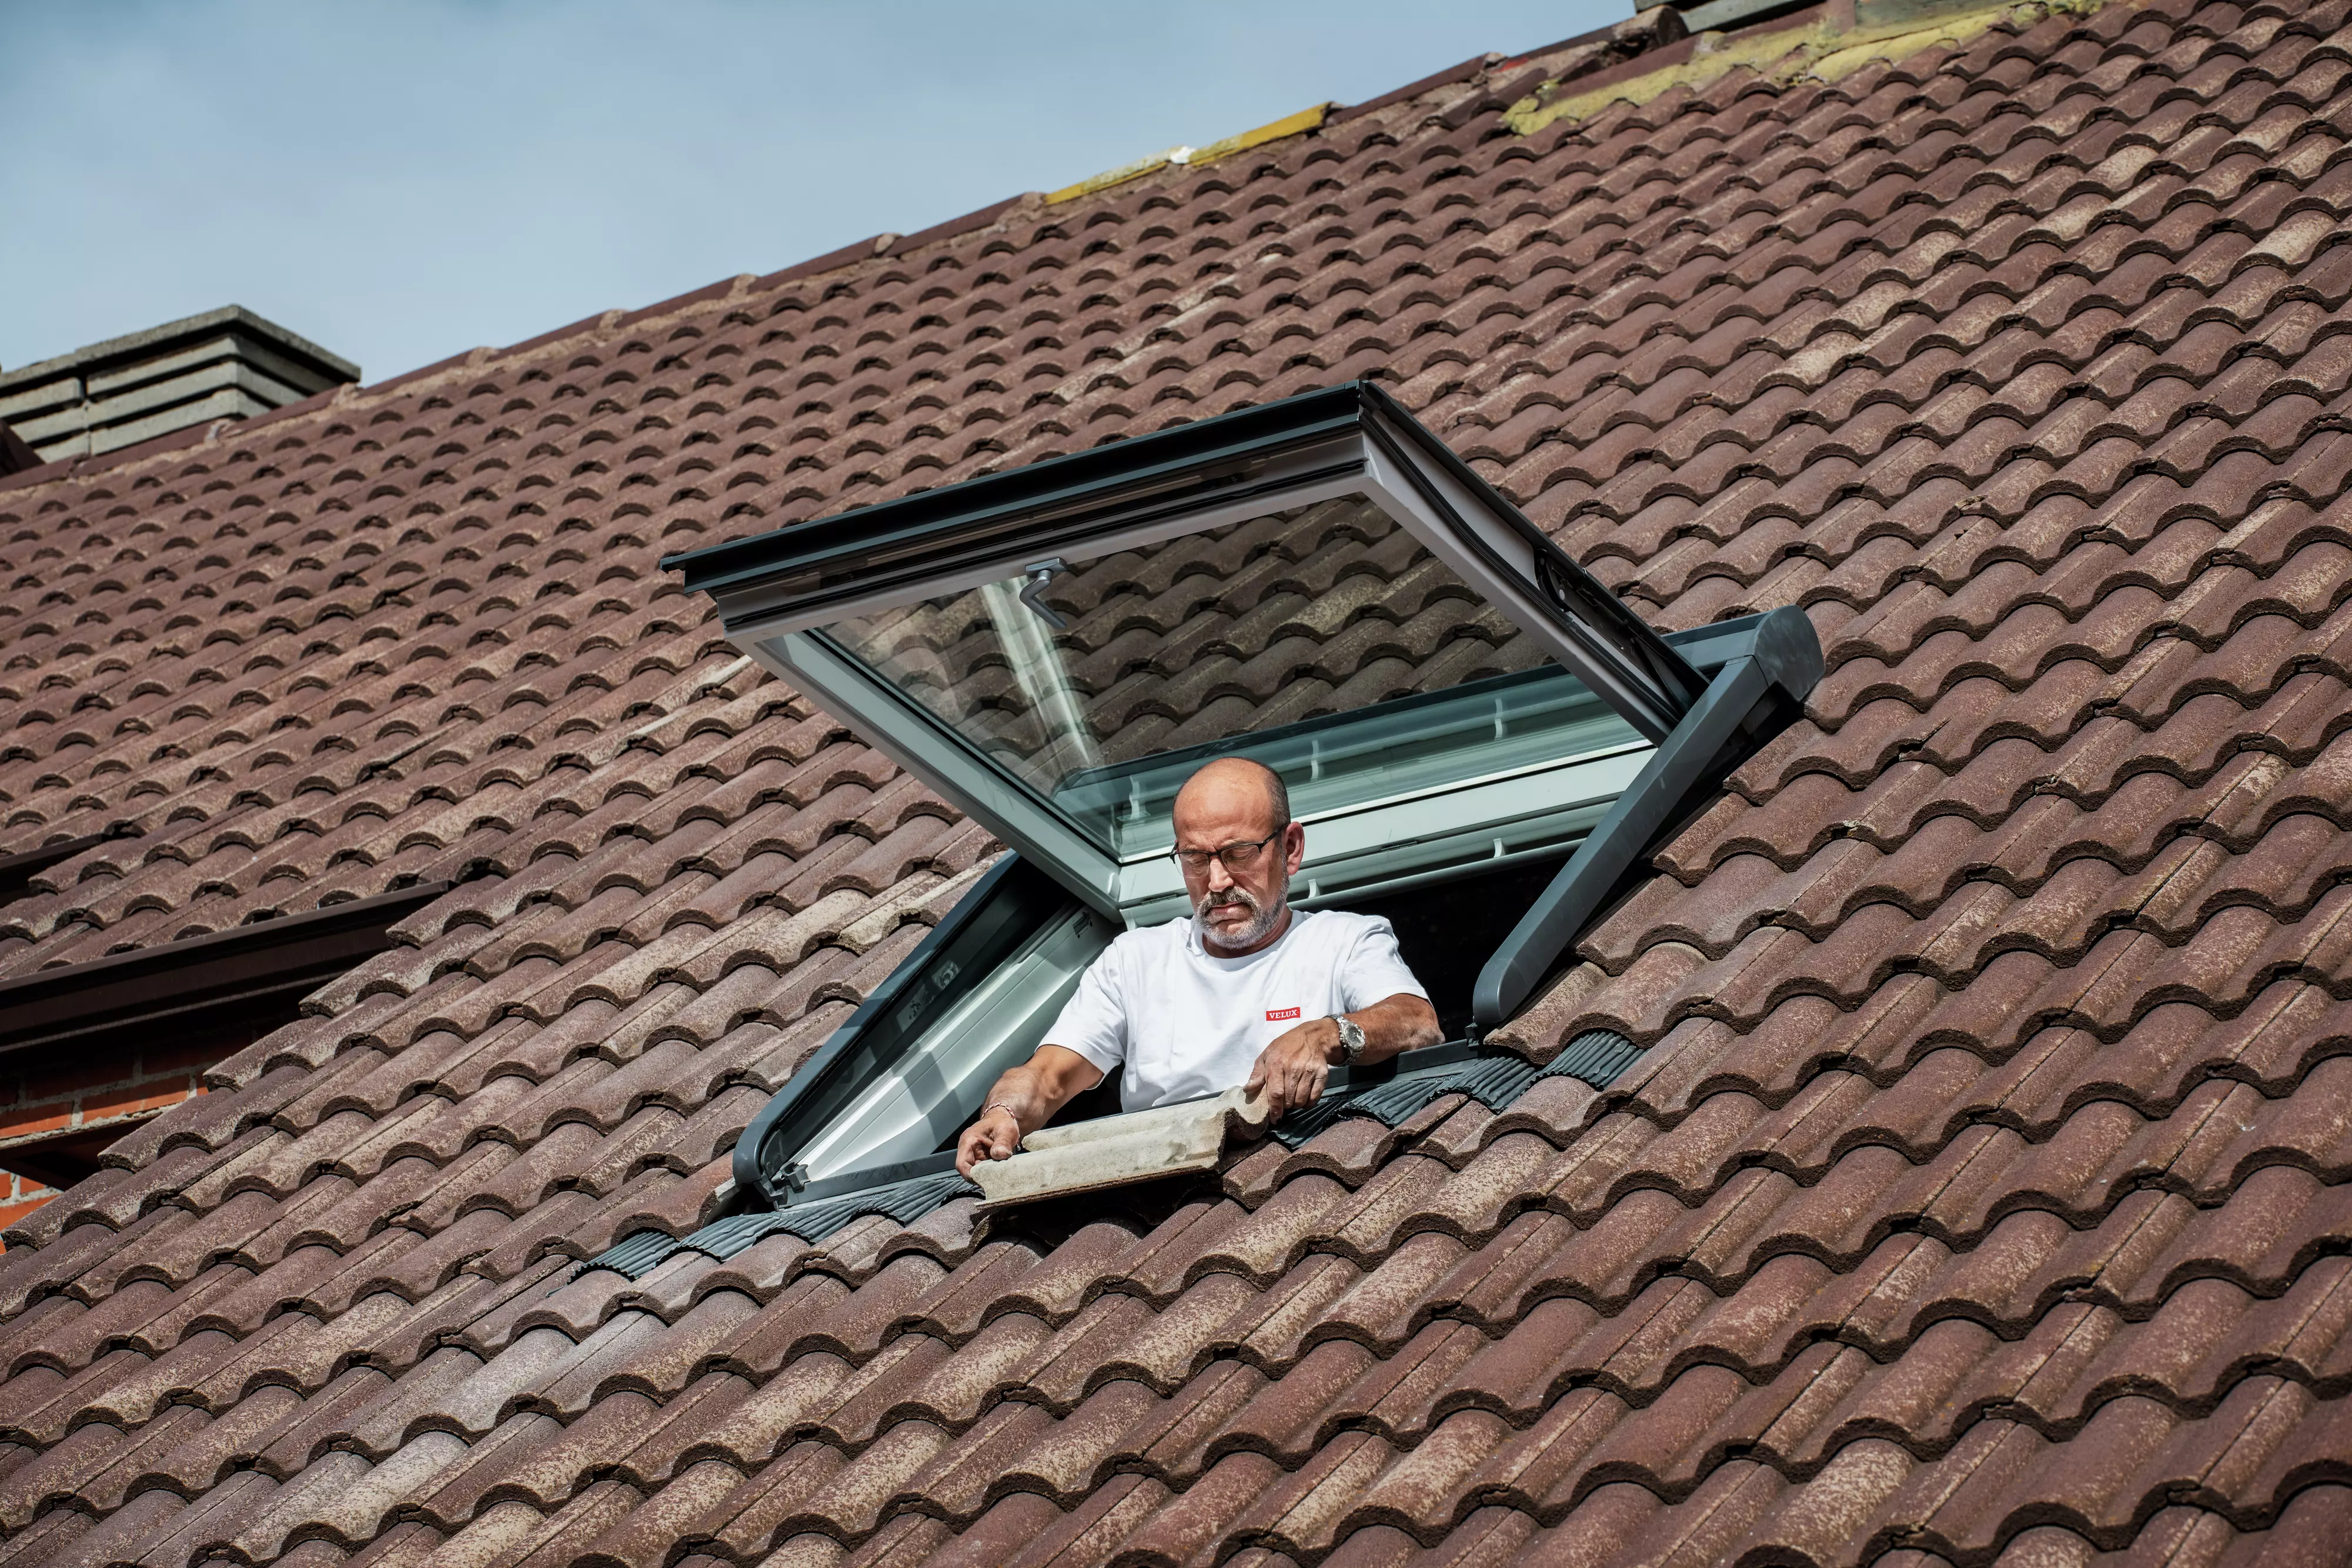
[1472,606,1822,1029]
[1274,1028,1642,1146]
[791,1149,959,1205]
[586,1028,1643,1281]
[583,1169,978,1279]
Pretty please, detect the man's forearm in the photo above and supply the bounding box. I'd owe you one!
[1351,994,1443,1064]
[1249,993,1442,1119]
[975,1045,1102,1136]
[977,1065,1053,1136]
[958,1045,1105,1177]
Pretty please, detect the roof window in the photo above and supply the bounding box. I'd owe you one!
[672,383,1709,924]
[640,385,1821,1239]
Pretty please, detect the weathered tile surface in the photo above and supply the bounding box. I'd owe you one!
[3,0,2352,1561]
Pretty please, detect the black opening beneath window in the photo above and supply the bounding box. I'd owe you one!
[1346,852,1571,1041]
[1047,1068,1126,1128]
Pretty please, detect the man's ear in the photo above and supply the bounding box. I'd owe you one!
[1282,820,1305,877]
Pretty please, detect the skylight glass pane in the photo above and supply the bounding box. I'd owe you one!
[820,494,1645,861]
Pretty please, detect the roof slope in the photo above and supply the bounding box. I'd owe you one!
[4,0,2351,1562]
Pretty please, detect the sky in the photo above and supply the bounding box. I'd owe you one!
[2,1,1623,385]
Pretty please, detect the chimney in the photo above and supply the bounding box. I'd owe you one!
[0,306,359,466]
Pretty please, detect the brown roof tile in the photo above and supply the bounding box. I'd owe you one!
[5,0,2352,1560]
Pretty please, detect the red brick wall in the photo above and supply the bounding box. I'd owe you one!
[0,1168,61,1235]
[0,1038,213,1141]
[0,1020,275,1240]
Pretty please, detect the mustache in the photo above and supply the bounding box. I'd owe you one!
[1194,881,1279,947]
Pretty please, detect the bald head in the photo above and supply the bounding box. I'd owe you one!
[1173,756,1289,837]
[1171,757,1299,952]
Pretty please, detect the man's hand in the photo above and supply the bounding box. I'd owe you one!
[955,1045,1104,1179]
[1245,994,1443,1121]
[956,1104,1023,1179]
[1245,1018,1339,1120]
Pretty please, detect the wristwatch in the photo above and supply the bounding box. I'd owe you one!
[1332,1015,1367,1064]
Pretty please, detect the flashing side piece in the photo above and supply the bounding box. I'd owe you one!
[970,1085,1275,1208]
[1474,604,1823,1028]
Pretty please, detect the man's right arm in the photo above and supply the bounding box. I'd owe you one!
[954,1045,1104,1178]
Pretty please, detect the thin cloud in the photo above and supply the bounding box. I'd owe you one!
[0,0,1618,380]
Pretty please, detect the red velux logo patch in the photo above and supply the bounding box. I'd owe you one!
[1266,1007,1301,1021]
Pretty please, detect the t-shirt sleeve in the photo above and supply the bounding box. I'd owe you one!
[1338,915,1428,1010]
[1042,941,1129,1076]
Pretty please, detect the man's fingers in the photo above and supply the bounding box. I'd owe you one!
[959,1113,1023,1178]
[1251,1038,1336,1122]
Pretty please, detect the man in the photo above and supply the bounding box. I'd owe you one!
[956,755,1442,1179]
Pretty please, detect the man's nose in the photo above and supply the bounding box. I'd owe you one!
[1205,855,1235,892]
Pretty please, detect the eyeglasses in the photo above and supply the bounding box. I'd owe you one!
[1170,831,1287,875]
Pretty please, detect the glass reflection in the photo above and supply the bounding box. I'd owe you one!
[823,495,1640,859]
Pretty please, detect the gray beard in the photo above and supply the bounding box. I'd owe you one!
[1195,885,1283,951]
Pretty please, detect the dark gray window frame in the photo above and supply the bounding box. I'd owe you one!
[670,383,1715,919]
[665,383,1820,1213]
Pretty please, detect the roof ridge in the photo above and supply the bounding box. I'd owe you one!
[0,11,1696,505]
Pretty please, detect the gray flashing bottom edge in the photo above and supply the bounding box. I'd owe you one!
[585,1169,981,1280]
[584,1029,1642,1281]
[1271,1028,1642,1148]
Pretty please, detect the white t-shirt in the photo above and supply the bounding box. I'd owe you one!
[1046,908,1428,1112]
